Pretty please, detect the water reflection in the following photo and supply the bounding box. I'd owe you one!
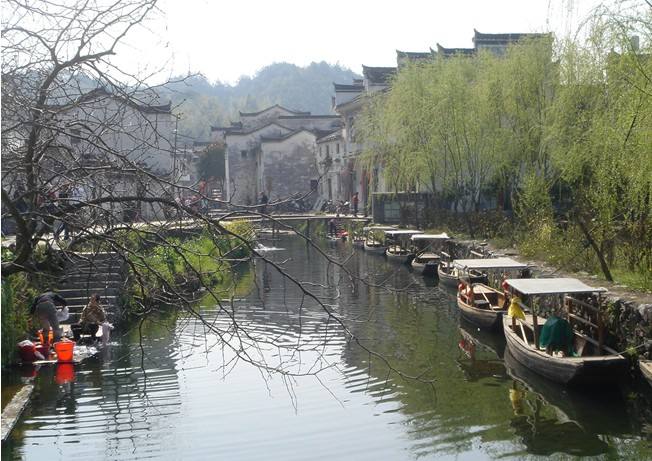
[3,235,652,460]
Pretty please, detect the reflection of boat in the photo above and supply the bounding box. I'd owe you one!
[459,318,506,358]
[504,278,627,386]
[410,233,449,276]
[351,236,365,248]
[384,229,424,263]
[640,360,652,387]
[504,348,632,437]
[457,322,507,382]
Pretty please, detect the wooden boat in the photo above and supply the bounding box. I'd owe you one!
[384,229,424,263]
[437,260,461,287]
[457,283,508,331]
[503,278,627,386]
[362,225,395,254]
[640,359,652,387]
[410,233,450,275]
[351,236,365,248]
[455,258,530,330]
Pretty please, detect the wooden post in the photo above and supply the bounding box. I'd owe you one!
[533,314,539,350]
[597,296,604,355]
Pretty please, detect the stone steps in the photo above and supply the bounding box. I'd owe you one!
[54,251,123,331]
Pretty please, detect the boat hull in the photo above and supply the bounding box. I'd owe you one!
[640,360,652,387]
[503,316,627,386]
[437,264,459,287]
[386,250,411,264]
[457,296,504,331]
[364,242,386,254]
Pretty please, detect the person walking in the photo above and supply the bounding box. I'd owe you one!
[352,192,359,217]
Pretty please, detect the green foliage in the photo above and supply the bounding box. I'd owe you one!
[124,221,256,310]
[197,143,226,181]
[1,274,38,367]
[357,12,652,289]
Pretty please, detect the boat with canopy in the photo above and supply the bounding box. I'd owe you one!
[362,225,395,254]
[384,229,424,263]
[454,257,530,330]
[410,233,450,275]
[502,278,626,386]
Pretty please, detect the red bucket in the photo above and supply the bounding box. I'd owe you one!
[53,340,75,363]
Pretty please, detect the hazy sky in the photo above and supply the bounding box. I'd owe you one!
[116,0,606,84]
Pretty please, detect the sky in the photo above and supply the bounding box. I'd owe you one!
[115,0,607,84]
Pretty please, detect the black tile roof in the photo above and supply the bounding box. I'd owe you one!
[436,43,476,57]
[47,87,172,114]
[316,129,342,143]
[239,104,310,117]
[362,65,397,84]
[333,82,364,91]
[277,115,340,119]
[473,29,550,45]
[396,50,433,60]
[259,128,317,143]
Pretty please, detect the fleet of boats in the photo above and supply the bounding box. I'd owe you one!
[331,223,649,389]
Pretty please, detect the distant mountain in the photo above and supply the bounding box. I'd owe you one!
[163,62,361,142]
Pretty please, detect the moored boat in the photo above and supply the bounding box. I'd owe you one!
[457,283,508,331]
[503,278,627,386]
[362,225,395,255]
[384,229,424,263]
[410,233,450,275]
[640,359,652,387]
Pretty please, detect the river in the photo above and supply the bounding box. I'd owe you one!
[3,235,652,460]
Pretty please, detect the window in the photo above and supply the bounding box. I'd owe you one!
[310,179,318,191]
[241,150,247,158]
[326,145,330,155]
[70,128,81,145]
[336,143,340,154]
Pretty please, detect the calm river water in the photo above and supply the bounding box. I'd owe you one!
[3,235,652,460]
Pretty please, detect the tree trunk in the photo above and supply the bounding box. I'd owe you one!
[577,217,613,282]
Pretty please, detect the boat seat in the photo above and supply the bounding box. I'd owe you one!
[474,299,490,309]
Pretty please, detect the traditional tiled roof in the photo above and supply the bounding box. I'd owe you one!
[362,65,397,84]
[278,113,340,120]
[316,129,342,144]
[224,122,291,137]
[333,82,364,91]
[193,141,212,147]
[473,29,550,45]
[259,129,317,143]
[47,87,172,114]
[239,104,310,117]
[436,43,476,57]
[396,50,433,60]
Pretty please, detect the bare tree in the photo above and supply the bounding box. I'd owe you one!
[1,0,428,385]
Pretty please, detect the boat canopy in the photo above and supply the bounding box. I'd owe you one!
[385,230,424,237]
[363,225,396,232]
[453,257,528,270]
[506,278,607,295]
[411,233,450,241]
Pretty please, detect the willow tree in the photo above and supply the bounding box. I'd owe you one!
[548,4,652,281]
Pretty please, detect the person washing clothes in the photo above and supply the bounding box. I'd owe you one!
[30,291,68,344]
[72,294,112,345]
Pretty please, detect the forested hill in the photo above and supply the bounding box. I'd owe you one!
[163,62,361,141]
